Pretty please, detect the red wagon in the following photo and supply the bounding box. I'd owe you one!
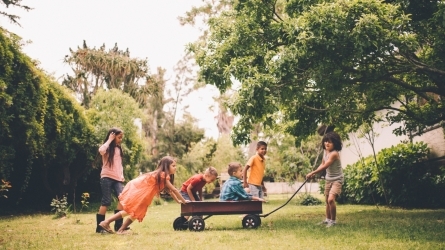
[172,180,308,231]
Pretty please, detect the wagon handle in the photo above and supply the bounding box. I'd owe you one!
[260,179,308,218]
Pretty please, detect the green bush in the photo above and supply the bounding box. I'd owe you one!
[295,193,323,206]
[343,142,445,208]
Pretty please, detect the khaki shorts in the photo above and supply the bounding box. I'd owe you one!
[324,181,342,197]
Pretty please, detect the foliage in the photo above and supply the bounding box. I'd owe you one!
[79,192,89,212]
[181,134,246,175]
[0,28,97,209]
[343,142,445,208]
[0,0,32,26]
[188,0,445,146]
[142,67,205,170]
[86,88,147,181]
[295,193,323,206]
[266,133,323,182]
[62,41,155,108]
[50,195,70,218]
[0,179,11,198]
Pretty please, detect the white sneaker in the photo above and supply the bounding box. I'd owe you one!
[317,220,329,225]
[326,221,336,227]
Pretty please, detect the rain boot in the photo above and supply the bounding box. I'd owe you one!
[96,214,105,233]
[114,210,130,231]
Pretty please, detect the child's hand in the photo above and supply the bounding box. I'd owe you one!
[109,132,116,142]
[306,172,314,179]
[259,198,267,203]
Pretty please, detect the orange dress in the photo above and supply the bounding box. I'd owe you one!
[119,171,169,222]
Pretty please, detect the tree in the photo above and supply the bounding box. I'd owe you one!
[0,28,96,208]
[190,0,445,145]
[86,88,147,180]
[62,41,154,108]
[0,0,32,26]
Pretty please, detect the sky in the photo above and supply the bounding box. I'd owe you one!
[0,0,220,138]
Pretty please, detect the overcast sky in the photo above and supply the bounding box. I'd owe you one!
[1,0,220,138]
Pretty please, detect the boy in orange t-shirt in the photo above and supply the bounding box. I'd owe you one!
[243,141,267,198]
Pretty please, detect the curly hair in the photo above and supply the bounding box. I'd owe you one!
[321,132,343,151]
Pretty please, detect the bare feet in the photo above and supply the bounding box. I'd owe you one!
[98,221,114,234]
[116,229,132,235]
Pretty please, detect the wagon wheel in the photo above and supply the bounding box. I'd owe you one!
[188,216,205,231]
[255,215,262,227]
[242,214,260,229]
[173,216,188,231]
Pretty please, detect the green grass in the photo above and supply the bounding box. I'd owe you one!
[0,194,444,250]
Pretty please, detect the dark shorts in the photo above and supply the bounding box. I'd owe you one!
[100,177,124,206]
[180,190,201,201]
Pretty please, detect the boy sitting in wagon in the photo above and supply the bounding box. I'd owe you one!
[220,162,265,202]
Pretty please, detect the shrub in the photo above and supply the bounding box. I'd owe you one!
[343,142,445,208]
[50,195,70,218]
[295,193,323,206]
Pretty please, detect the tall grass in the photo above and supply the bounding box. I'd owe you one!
[0,194,444,250]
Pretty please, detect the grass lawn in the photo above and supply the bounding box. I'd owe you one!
[0,194,444,250]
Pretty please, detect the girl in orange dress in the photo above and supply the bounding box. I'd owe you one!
[99,156,188,234]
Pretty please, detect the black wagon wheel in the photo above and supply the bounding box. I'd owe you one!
[188,216,205,231]
[242,214,260,229]
[173,216,188,231]
[255,215,262,227]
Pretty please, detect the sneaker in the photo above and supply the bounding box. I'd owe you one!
[317,220,329,225]
[326,221,336,228]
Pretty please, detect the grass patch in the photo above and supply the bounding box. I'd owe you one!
[0,195,444,250]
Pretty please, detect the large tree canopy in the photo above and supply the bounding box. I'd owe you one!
[191,0,445,145]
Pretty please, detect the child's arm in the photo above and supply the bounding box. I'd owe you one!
[98,134,115,155]
[198,188,203,201]
[261,180,267,193]
[186,184,196,201]
[166,180,188,204]
[251,196,266,202]
[306,151,339,179]
[242,165,250,188]
[232,183,253,200]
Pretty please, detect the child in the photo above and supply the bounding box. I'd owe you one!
[99,156,188,234]
[180,167,218,201]
[243,141,268,199]
[220,162,264,202]
[95,128,127,233]
[306,131,343,227]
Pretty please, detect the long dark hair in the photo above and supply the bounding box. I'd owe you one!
[155,156,175,191]
[103,127,124,168]
[322,132,343,151]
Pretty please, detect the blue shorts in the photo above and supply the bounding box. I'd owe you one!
[248,184,264,199]
[180,190,201,201]
[100,177,124,206]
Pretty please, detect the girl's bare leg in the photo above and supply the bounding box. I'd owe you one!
[99,211,127,233]
[327,193,337,221]
[325,197,331,220]
[117,218,134,233]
